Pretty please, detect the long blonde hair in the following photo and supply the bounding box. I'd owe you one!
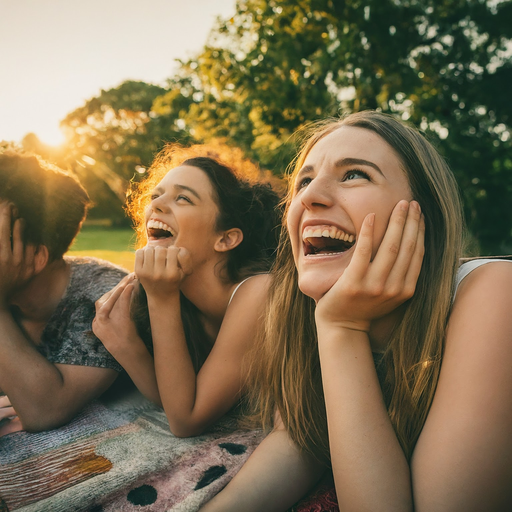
[246,111,464,463]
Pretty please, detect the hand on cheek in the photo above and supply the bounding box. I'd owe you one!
[315,200,425,332]
[0,203,38,305]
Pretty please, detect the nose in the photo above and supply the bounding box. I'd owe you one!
[150,194,169,213]
[300,175,335,210]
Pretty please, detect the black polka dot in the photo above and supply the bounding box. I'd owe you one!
[0,497,9,512]
[127,484,158,506]
[219,442,247,455]
[194,465,227,490]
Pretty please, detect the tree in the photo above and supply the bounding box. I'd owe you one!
[60,80,188,223]
[171,0,512,253]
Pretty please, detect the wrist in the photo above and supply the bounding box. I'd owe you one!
[316,321,371,349]
[315,311,370,334]
[111,335,149,361]
[146,290,180,307]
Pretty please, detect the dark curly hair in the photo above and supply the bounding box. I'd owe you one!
[127,143,283,282]
[128,143,283,370]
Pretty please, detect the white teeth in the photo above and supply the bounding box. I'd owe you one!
[302,225,355,243]
[147,219,174,235]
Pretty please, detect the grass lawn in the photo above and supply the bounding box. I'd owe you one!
[67,225,137,271]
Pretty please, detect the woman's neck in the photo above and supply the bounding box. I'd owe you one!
[180,265,239,329]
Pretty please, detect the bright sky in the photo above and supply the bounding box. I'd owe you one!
[0,0,236,146]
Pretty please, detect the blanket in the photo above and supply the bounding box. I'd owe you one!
[0,381,265,512]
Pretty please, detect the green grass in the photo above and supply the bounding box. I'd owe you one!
[70,226,136,252]
[67,225,137,271]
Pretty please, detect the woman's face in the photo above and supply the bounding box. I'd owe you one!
[287,126,413,301]
[145,165,222,264]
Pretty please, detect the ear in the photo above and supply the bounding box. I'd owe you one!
[33,245,49,274]
[214,228,243,253]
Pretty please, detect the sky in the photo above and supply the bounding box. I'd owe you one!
[0,0,236,146]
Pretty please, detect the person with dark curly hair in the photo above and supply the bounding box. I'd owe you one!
[0,151,127,436]
[93,144,282,437]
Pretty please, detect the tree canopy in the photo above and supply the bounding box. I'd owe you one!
[54,0,512,252]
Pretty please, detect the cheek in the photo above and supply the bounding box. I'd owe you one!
[286,208,301,261]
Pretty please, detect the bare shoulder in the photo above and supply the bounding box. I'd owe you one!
[445,260,512,356]
[213,275,271,352]
[455,260,512,303]
[449,260,512,343]
[228,274,272,308]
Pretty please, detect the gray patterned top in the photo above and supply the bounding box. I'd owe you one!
[36,256,128,372]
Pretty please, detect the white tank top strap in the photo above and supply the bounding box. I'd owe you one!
[228,275,256,306]
[454,257,512,297]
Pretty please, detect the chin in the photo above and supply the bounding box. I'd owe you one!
[297,271,341,303]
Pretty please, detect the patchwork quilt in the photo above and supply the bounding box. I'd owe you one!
[0,383,265,512]
[0,379,340,512]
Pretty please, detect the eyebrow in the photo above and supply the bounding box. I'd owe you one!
[335,157,384,176]
[154,184,202,200]
[295,165,314,181]
[297,158,385,180]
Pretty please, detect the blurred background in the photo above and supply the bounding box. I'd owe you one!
[1,0,511,270]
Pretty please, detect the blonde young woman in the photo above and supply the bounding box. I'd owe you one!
[202,111,512,511]
[93,146,281,437]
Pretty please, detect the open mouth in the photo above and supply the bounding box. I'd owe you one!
[302,225,356,256]
[147,219,175,240]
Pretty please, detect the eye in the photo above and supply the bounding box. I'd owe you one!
[150,193,160,201]
[343,169,371,182]
[295,176,312,192]
[176,194,192,203]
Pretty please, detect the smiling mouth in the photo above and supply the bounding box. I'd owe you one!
[147,219,175,240]
[302,225,356,256]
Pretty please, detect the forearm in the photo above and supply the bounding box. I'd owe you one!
[0,310,81,429]
[201,429,325,512]
[148,295,202,436]
[317,325,412,512]
[113,342,162,406]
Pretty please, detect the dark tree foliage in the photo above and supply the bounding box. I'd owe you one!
[168,0,511,254]
[58,1,511,251]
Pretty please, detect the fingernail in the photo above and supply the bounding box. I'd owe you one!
[411,201,421,212]
[368,213,375,226]
[399,200,409,211]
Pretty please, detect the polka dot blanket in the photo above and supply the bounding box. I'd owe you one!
[0,382,264,512]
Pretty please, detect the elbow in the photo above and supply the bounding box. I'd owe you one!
[17,407,78,433]
[19,416,67,433]
[169,425,205,438]
[168,418,208,438]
